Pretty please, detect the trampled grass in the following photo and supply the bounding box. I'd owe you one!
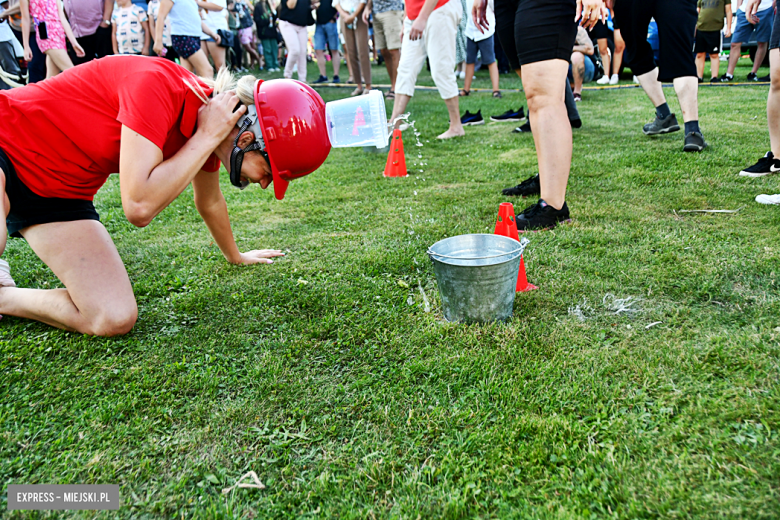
[1,58,779,519]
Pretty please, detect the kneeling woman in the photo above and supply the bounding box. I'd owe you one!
[0,56,330,336]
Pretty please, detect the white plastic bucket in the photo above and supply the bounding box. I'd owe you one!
[325,90,389,148]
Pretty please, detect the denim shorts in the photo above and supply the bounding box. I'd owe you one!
[466,34,496,65]
[567,54,595,83]
[314,21,339,51]
[733,7,775,44]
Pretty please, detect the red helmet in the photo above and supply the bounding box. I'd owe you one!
[254,79,331,200]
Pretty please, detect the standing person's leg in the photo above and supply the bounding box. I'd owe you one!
[390,17,428,124]
[376,11,402,92]
[314,24,329,79]
[45,48,75,76]
[188,49,215,77]
[656,0,703,150]
[206,41,227,71]
[295,24,308,82]
[696,52,706,80]
[424,0,464,139]
[462,37,477,93]
[326,22,341,79]
[0,168,11,287]
[315,49,328,77]
[612,28,624,80]
[279,20,301,79]
[342,20,362,93]
[355,16,372,89]
[727,9,754,78]
[597,38,611,82]
[709,53,720,79]
[769,48,780,156]
[753,42,769,75]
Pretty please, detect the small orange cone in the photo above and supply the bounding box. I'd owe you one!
[493,202,538,292]
[383,129,407,178]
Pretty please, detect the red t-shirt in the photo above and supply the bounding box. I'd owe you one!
[0,56,221,200]
[406,0,450,21]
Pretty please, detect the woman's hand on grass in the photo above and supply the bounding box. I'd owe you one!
[235,249,286,265]
[198,91,246,146]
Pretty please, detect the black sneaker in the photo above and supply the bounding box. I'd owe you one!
[643,113,680,135]
[739,151,780,177]
[513,121,532,133]
[710,77,721,83]
[720,73,733,82]
[490,107,526,122]
[460,110,485,126]
[683,131,707,152]
[697,77,703,83]
[332,75,341,83]
[748,72,758,81]
[502,174,540,198]
[516,200,571,231]
[759,74,771,82]
[312,75,329,84]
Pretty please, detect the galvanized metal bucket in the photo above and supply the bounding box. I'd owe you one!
[427,234,529,323]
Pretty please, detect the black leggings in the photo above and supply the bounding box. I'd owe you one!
[613,0,697,81]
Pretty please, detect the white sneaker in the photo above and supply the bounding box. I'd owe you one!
[609,74,619,85]
[0,259,15,288]
[633,75,639,83]
[596,75,610,85]
[756,193,780,205]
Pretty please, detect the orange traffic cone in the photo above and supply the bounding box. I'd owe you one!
[383,129,407,178]
[493,202,538,292]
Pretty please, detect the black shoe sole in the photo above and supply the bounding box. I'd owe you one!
[490,116,525,122]
[462,120,485,126]
[643,125,680,136]
[683,142,707,152]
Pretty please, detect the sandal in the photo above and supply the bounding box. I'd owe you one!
[459,89,470,97]
[350,87,364,96]
[385,90,395,99]
[492,91,502,99]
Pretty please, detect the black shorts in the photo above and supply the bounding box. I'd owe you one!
[171,35,202,59]
[771,8,780,50]
[613,0,698,81]
[1,148,99,238]
[495,0,578,69]
[694,30,722,55]
[590,20,612,41]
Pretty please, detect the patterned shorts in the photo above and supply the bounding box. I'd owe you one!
[171,35,202,59]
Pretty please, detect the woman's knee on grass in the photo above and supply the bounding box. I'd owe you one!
[84,300,138,336]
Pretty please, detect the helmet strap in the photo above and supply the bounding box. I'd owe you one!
[230,116,270,189]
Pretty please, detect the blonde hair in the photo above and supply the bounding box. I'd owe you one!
[184,67,256,107]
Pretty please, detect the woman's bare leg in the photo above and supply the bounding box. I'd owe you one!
[0,167,13,287]
[0,220,137,336]
[45,48,74,77]
[206,41,226,71]
[187,49,215,78]
[522,60,571,210]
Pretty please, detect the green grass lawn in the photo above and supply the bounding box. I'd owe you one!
[1,57,779,519]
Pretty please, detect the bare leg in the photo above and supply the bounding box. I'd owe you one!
[390,93,411,125]
[0,167,11,286]
[330,49,341,78]
[696,52,706,79]
[179,56,194,72]
[243,43,261,68]
[0,220,137,336]
[673,76,699,122]
[187,49,215,78]
[709,53,720,79]
[206,41,226,71]
[571,52,585,95]
[488,62,499,92]
[438,97,465,139]
[727,41,742,76]
[753,42,769,74]
[45,54,60,79]
[463,62,475,92]
[522,60,571,210]
[45,48,74,78]
[381,48,399,89]
[316,49,327,77]
[768,49,780,155]
[613,29,625,76]
[597,38,610,79]
[637,67,667,108]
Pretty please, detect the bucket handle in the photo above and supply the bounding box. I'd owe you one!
[427,238,529,261]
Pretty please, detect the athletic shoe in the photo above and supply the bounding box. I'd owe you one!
[502,174,540,197]
[720,73,733,82]
[515,200,571,231]
[642,113,680,135]
[748,72,758,81]
[609,74,619,85]
[573,93,582,102]
[332,75,341,83]
[759,74,771,82]
[756,193,780,204]
[312,75,329,84]
[513,121,532,133]
[490,107,526,122]
[596,75,611,85]
[710,77,721,83]
[683,131,707,152]
[698,77,703,83]
[739,151,780,177]
[460,110,485,126]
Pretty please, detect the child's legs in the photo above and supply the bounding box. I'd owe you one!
[488,61,499,91]
[695,52,706,78]
[709,53,720,77]
[464,63,475,91]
